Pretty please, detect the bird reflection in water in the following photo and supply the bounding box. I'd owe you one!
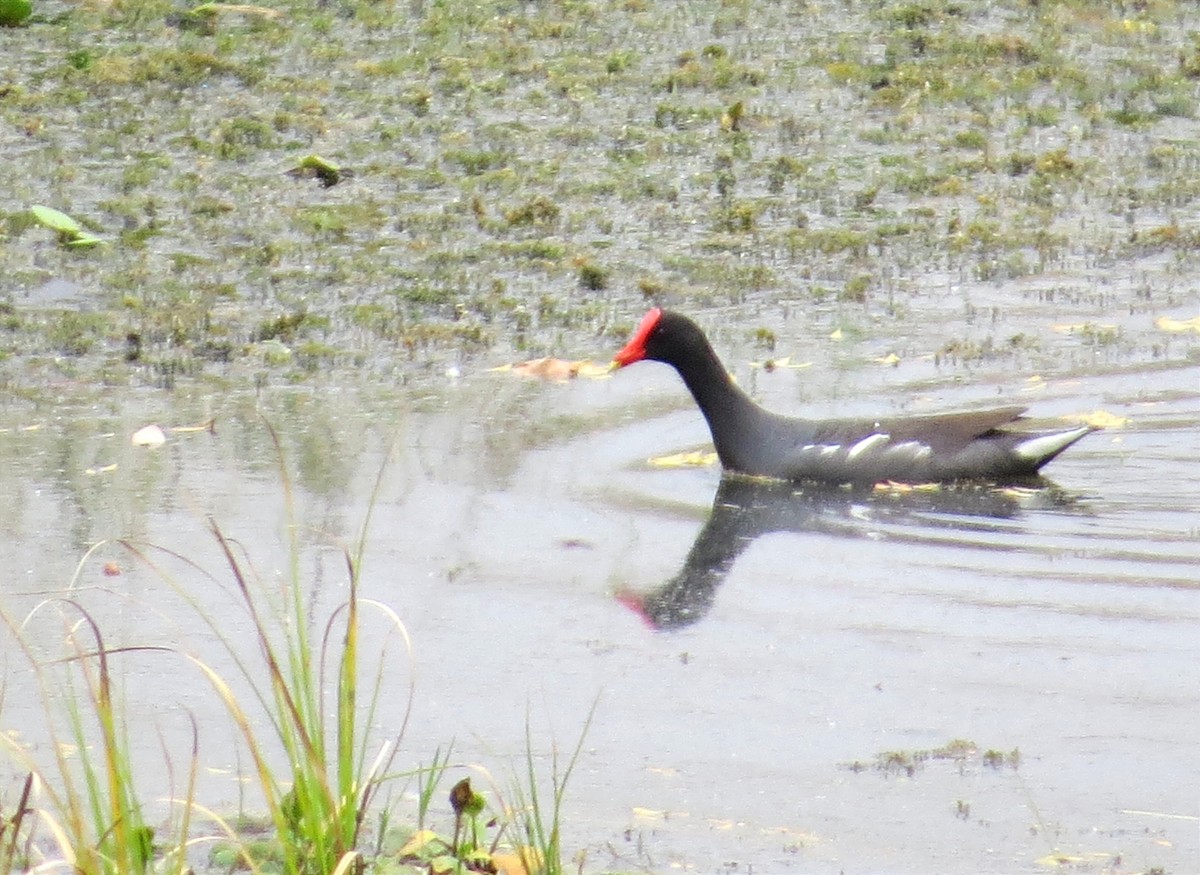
[616,474,1081,631]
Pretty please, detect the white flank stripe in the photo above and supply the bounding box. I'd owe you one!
[847,433,890,460]
[891,440,933,460]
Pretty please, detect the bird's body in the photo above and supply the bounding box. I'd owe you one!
[613,308,1096,485]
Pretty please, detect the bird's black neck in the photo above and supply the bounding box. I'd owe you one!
[662,334,770,472]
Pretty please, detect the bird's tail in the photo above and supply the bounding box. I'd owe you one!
[1013,425,1097,470]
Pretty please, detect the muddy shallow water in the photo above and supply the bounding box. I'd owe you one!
[1,339,1195,874]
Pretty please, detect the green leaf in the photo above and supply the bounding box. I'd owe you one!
[132,825,155,868]
[288,153,343,187]
[464,789,486,816]
[428,854,459,874]
[298,154,340,174]
[66,233,104,248]
[30,205,81,235]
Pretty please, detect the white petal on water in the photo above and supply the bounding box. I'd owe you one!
[131,424,167,448]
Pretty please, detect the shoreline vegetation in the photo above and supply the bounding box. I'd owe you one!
[0,429,593,874]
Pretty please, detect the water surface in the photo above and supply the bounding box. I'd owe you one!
[1,349,1195,874]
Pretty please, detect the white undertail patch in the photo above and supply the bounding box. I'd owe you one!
[1013,427,1093,462]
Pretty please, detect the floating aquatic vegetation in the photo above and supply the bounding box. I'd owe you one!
[28,205,104,249]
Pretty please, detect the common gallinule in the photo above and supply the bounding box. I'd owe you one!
[613,308,1097,484]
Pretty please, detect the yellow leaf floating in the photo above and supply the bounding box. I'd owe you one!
[1155,314,1200,333]
[749,356,813,371]
[492,358,611,382]
[1034,852,1114,868]
[1051,322,1117,334]
[873,480,942,494]
[875,352,901,366]
[492,853,526,875]
[576,361,615,377]
[1077,409,1128,429]
[632,807,669,821]
[516,358,578,380]
[398,829,442,858]
[998,485,1044,502]
[493,848,541,875]
[171,418,217,434]
[648,451,719,469]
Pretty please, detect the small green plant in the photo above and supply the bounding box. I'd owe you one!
[952,128,987,150]
[445,149,507,176]
[389,707,596,875]
[415,746,454,832]
[391,770,525,873]
[636,276,665,299]
[213,116,276,160]
[507,703,597,875]
[605,50,634,74]
[28,205,104,248]
[715,201,756,233]
[253,309,311,342]
[721,100,745,132]
[504,195,561,227]
[753,326,776,350]
[448,777,488,861]
[286,154,344,188]
[766,156,805,194]
[576,259,608,291]
[0,0,31,27]
[841,274,871,303]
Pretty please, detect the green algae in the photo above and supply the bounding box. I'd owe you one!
[0,0,1197,394]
